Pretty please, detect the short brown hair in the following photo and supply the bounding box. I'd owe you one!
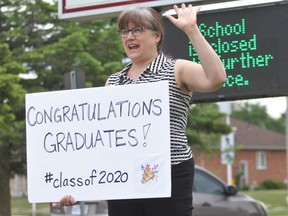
[117,7,164,53]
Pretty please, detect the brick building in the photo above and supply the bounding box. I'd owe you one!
[193,118,287,188]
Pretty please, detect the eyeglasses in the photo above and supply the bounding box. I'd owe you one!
[118,26,153,38]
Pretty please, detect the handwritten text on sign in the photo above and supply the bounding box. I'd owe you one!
[26,81,171,203]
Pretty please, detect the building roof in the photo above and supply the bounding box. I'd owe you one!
[231,118,286,150]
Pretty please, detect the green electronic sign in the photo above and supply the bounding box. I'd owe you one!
[163,3,288,103]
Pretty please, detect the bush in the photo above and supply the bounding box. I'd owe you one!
[260,179,286,190]
[240,184,250,191]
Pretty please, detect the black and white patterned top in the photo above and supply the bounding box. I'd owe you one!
[107,53,193,165]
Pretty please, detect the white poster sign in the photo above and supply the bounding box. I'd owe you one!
[26,81,171,203]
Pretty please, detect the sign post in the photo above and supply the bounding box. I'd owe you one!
[219,102,234,185]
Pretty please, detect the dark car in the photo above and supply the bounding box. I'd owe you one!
[50,165,268,216]
[193,165,268,216]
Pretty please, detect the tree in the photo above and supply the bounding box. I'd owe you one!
[231,102,285,134]
[0,44,26,216]
[0,1,124,214]
[2,0,124,93]
[186,103,231,153]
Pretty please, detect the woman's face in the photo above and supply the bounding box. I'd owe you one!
[121,22,160,63]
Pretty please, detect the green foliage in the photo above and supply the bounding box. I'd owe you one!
[232,102,285,134]
[2,0,125,93]
[258,179,286,190]
[0,42,26,216]
[186,103,232,152]
[0,1,126,214]
[0,44,26,143]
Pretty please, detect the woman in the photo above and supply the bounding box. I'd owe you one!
[60,3,226,216]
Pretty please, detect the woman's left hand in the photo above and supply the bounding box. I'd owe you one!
[166,3,201,34]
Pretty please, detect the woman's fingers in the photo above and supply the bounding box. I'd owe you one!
[60,195,77,206]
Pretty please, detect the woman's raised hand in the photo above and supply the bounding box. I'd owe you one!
[166,3,201,34]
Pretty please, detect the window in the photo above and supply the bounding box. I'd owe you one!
[194,169,224,194]
[256,151,267,170]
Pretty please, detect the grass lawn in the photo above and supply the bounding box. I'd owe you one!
[12,197,49,216]
[243,189,288,216]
